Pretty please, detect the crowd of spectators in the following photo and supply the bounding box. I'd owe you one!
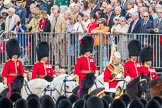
[0,0,162,66]
[1,92,162,108]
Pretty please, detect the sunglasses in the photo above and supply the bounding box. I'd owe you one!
[115,19,119,21]
[157,12,162,13]
[143,16,148,17]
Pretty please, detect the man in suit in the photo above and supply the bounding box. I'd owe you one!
[128,11,142,33]
[50,9,66,65]
[141,12,153,47]
[141,12,153,33]
[15,0,27,24]
[88,0,99,14]
[5,7,18,33]
[152,8,162,67]
[104,4,115,30]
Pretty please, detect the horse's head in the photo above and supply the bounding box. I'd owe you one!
[62,75,79,97]
[11,75,24,92]
[138,73,151,100]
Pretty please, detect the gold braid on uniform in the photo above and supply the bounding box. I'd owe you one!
[107,63,123,82]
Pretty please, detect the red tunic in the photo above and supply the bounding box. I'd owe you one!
[124,60,141,80]
[74,56,98,81]
[87,21,98,33]
[32,62,55,79]
[2,59,24,83]
[104,63,128,88]
[139,66,159,80]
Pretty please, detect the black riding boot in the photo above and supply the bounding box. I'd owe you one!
[105,92,115,98]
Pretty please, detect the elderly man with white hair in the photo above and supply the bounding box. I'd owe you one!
[4,7,18,33]
[128,8,142,33]
[3,0,13,9]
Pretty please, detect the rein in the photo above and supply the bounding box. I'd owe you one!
[23,79,33,95]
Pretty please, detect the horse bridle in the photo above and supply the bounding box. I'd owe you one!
[61,76,76,96]
[139,77,149,99]
[23,79,33,95]
[41,76,76,101]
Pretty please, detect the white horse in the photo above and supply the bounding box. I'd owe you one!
[42,74,78,101]
[21,78,50,99]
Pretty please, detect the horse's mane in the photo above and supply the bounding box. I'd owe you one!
[127,77,139,90]
[11,75,24,92]
[43,76,54,82]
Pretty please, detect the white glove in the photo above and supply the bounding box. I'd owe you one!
[95,73,98,77]
[104,82,109,92]
[124,76,131,83]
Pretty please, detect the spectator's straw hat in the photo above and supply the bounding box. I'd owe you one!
[36,42,49,61]
[139,46,153,64]
[128,40,141,57]
[6,38,20,59]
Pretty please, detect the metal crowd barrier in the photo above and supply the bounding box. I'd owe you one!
[0,32,161,73]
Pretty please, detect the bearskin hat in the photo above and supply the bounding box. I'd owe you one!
[102,95,114,105]
[26,94,40,101]
[56,95,68,108]
[145,99,161,108]
[36,42,49,61]
[128,40,141,57]
[127,99,144,108]
[80,36,94,55]
[40,95,56,108]
[14,98,27,108]
[27,97,41,108]
[119,94,131,107]
[139,98,147,107]
[10,92,22,104]
[140,46,153,64]
[111,99,126,108]
[101,98,109,108]
[68,94,79,104]
[0,97,13,108]
[73,99,87,108]
[87,96,104,108]
[152,96,162,105]
[6,38,20,59]
[57,99,72,108]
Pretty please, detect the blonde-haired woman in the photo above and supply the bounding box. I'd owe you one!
[25,8,40,33]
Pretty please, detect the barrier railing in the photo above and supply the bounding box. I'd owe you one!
[0,32,161,73]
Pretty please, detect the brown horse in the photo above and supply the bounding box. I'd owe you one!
[150,77,162,97]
